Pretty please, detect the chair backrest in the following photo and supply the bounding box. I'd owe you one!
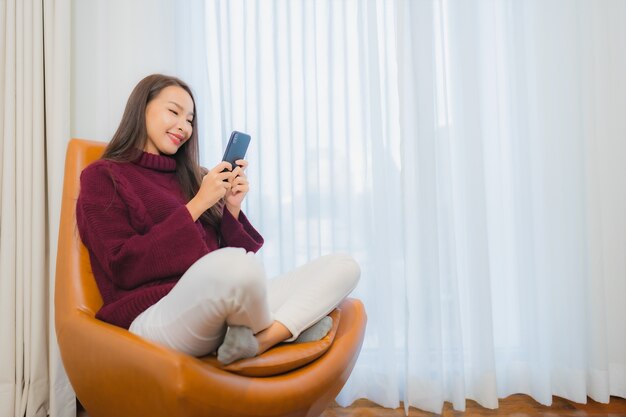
[55,139,107,326]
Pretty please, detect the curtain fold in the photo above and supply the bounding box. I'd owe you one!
[1,0,72,416]
[1,1,49,416]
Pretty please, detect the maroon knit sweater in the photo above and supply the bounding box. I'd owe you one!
[75,151,264,329]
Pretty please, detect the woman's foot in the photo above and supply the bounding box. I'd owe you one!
[294,316,333,343]
[217,326,259,365]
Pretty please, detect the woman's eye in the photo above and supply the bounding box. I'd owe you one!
[187,120,193,125]
[169,109,178,115]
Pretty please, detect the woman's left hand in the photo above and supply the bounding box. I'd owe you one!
[224,159,249,218]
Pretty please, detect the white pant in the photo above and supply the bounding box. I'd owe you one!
[129,247,360,357]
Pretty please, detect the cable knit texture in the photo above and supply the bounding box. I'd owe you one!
[76,151,264,329]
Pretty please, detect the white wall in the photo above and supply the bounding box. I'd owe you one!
[71,0,180,141]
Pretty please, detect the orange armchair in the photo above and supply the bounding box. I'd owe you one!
[55,138,367,417]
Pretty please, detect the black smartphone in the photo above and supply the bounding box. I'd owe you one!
[222,131,251,170]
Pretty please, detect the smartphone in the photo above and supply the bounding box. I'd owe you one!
[222,131,251,170]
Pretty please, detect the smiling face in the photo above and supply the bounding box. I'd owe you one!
[144,85,195,155]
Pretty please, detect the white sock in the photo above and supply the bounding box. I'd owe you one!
[217,326,259,365]
[294,316,333,344]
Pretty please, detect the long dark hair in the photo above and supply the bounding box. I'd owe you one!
[102,74,222,231]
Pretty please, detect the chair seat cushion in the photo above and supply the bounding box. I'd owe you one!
[201,308,341,377]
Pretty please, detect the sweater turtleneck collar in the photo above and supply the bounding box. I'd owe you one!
[133,151,177,172]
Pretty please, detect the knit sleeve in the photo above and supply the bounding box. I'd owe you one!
[220,206,264,253]
[76,163,209,290]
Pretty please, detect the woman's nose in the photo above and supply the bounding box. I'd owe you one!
[178,122,191,137]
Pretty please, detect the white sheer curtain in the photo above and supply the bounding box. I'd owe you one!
[0,0,71,416]
[395,0,626,411]
[195,0,626,413]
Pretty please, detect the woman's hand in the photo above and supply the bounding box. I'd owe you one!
[224,160,249,218]
[186,161,233,221]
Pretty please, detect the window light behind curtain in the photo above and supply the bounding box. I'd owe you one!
[179,0,626,413]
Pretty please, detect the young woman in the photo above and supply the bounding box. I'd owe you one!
[76,74,360,364]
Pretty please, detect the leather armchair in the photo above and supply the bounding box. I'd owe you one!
[55,138,367,417]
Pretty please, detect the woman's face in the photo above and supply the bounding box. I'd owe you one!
[144,85,194,155]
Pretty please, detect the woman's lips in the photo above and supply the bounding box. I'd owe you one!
[167,132,183,145]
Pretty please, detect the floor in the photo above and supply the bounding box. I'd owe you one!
[321,396,626,416]
[77,395,626,416]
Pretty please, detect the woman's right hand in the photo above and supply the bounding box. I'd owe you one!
[186,161,233,221]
